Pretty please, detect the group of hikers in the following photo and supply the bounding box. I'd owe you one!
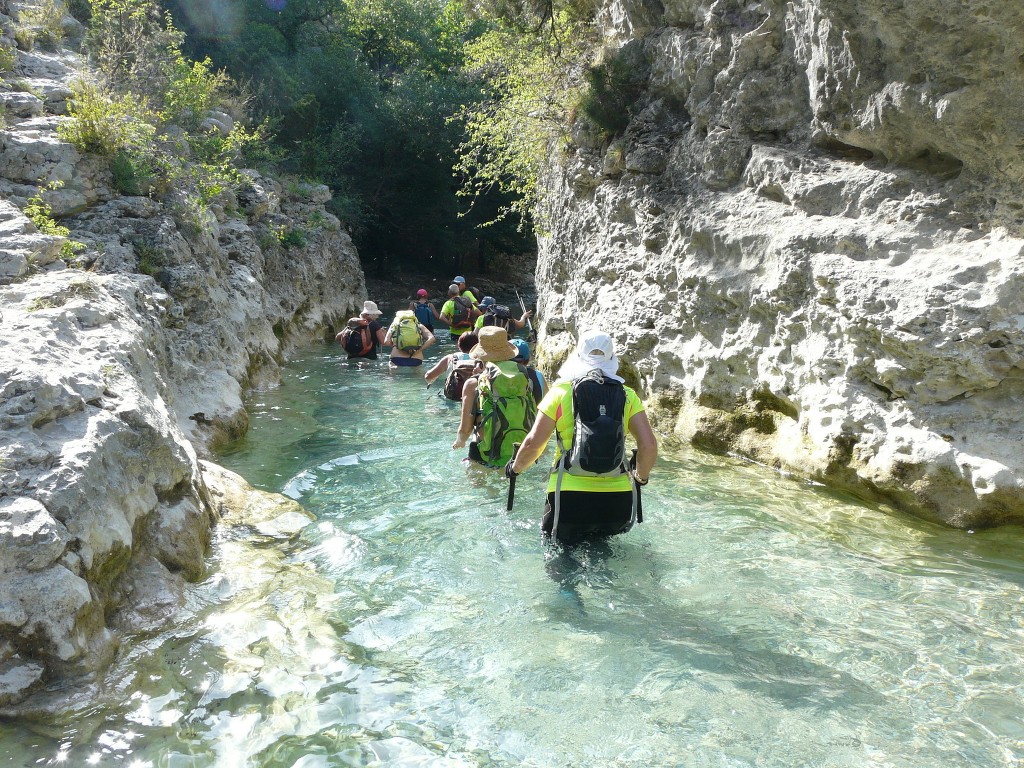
[335,275,658,544]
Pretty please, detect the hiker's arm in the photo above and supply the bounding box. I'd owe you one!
[382,329,394,347]
[429,302,439,319]
[420,326,436,351]
[509,412,555,474]
[452,378,478,449]
[628,410,658,482]
[512,309,532,329]
[424,354,449,384]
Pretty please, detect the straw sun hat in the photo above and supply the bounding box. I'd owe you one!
[469,326,517,363]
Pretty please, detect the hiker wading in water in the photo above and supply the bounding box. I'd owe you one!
[505,330,658,543]
[453,326,536,467]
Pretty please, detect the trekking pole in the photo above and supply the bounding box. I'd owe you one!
[630,448,643,523]
[506,443,521,511]
[515,290,536,343]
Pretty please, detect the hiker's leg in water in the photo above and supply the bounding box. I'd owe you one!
[541,491,635,542]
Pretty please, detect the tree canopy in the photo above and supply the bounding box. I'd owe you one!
[166,0,555,272]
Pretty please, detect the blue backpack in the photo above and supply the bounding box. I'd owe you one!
[413,302,433,327]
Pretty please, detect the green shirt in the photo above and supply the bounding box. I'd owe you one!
[538,379,644,493]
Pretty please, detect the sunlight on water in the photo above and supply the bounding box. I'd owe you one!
[4,342,1024,767]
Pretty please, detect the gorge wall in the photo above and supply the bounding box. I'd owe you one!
[536,0,1024,527]
[0,7,365,709]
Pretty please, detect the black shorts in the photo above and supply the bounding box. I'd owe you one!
[541,490,634,543]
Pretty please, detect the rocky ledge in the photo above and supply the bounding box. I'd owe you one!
[0,9,366,708]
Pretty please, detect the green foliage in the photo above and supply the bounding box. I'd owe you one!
[85,0,182,90]
[161,52,229,129]
[58,79,157,157]
[63,0,281,239]
[453,8,590,230]
[110,150,156,195]
[14,28,35,51]
[578,44,649,137]
[0,44,16,73]
[132,237,160,275]
[20,0,66,48]
[275,224,307,249]
[24,183,86,260]
[168,0,534,265]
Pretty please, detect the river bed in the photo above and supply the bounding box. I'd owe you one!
[3,340,1023,767]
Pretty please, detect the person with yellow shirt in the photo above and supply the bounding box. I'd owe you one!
[439,283,479,337]
[505,330,657,543]
[473,296,532,333]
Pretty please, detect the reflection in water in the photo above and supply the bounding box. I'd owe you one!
[3,343,1024,767]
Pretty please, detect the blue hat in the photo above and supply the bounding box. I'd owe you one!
[479,296,496,307]
[510,338,530,362]
[453,275,466,284]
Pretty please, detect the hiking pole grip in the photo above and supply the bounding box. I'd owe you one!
[506,443,521,512]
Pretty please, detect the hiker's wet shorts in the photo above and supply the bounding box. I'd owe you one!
[541,491,634,543]
[390,357,422,367]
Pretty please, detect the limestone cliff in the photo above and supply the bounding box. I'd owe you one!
[536,0,1024,527]
[0,5,365,708]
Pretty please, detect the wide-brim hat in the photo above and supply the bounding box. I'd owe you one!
[362,300,383,317]
[470,326,517,362]
[556,329,625,383]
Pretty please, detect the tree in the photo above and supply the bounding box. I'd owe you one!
[167,0,536,269]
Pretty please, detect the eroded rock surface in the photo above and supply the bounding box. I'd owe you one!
[536,0,1024,526]
[0,36,366,708]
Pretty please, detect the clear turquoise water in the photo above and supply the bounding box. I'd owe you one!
[4,341,1024,767]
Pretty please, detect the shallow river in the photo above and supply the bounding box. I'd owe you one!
[4,340,1024,767]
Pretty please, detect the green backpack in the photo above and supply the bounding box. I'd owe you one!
[473,361,537,467]
[391,310,425,353]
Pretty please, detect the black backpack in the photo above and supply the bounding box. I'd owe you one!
[442,356,479,401]
[560,370,627,476]
[343,326,373,356]
[450,296,473,328]
[482,305,514,332]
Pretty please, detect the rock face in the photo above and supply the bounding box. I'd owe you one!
[537,0,1024,527]
[0,40,366,707]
